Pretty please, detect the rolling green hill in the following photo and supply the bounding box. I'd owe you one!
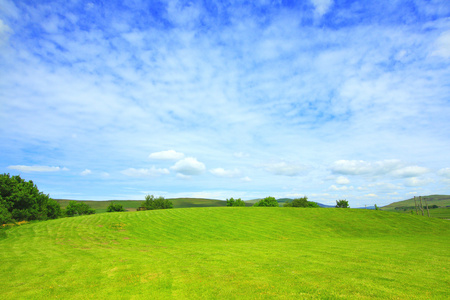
[55,198,227,213]
[382,195,450,219]
[1,208,449,299]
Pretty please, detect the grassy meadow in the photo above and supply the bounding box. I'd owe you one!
[1,208,449,299]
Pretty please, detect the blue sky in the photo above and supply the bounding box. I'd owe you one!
[1,0,450,206]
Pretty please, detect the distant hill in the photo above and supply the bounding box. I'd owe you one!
[382,195,450,209]
[381,195,450,219]
[54,198,227,212]
[245,198,334,208]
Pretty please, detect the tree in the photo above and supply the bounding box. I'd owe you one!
[0,173,62,222]
[226,197,246,207]
[284,196,320,208]
[253,196,279,207]
[335,199,350,208]
[141,195,173,210]
[107,202,125,212]
[65,201,95,217]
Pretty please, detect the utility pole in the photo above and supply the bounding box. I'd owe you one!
[419,196,424,216]
[424,197,430,217]
[414,196,418,215]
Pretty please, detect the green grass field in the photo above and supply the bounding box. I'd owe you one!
[1,208,449,299]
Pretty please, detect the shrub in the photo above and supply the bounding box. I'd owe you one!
[335,199,350,208]
[107,202,125,212]
[226,197,246,207]
[65,201,95,217]
[0,173,62,222]
[141,195,173,210]
[284,196,320,208]
[253,196,279,207]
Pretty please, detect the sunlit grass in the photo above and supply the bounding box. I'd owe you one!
[1,208,449,299]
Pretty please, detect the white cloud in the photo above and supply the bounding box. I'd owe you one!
[391,166,429,178]
[438,168,450,178]
[171,157,206,175]
[234,152,249,158]
[7,165,68,172]
[404,177,433,187]
[331,160,430,178]
[311,0,333,16]
[335,176,350,185]
[80,169,92,176]
[149,150,185,160]
[210,168,241,178]
[366,194,377,197]
[121,167,170,178]
[432,31,450,59]
[331,159,402,176]
[241,176,252,182]
[264,162,308,176]
[329,185,354,191]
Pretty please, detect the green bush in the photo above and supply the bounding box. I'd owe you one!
[141,195,173,210]
[253,196,279,207]
[0,173,62,222]
[284,196,320,208]
[226,197,246,207]
[336,199,350,208]
[65,201,95,217]
[107,202,125,212]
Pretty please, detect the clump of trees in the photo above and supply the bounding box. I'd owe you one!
[253,196,279,207]
[65,201,95,216]
[107,202,125,212]
[335,199,350,208]
[226,197,246,207]
[283,196,319,208]
[0,173,62,223]
[141,195,173,210]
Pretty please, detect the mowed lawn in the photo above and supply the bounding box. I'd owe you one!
[1,208,449,299]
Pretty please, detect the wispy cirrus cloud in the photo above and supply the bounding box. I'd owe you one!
[0,0,449,204]
[8,165,69,172]
[149,150,185,161]
[121,167,170,178]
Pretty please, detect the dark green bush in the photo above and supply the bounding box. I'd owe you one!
[336,199,350,208]
[141,195,173,210]
[65,201,95,217]
[253,196,279,207]
[283,196,320,208]
[226,197,246,207]
[107,202,125,212]
[0,173,62,222]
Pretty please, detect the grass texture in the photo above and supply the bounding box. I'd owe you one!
[1,208,449,299]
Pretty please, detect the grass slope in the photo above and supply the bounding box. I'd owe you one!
[382,195,450,219]
[1,208,449,299]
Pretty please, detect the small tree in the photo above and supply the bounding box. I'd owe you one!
[226,197,245,207]
[284,196,320,208]
[253,196,279,207]
[141,195,173,210]
[107,202,125,212]
[65,201,95,217]
[374,204,379,210]
[335,199,349,208]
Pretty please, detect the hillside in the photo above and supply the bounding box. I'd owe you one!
[382,195,450,209]
[382,195,450,219]
[1,208,449,299]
